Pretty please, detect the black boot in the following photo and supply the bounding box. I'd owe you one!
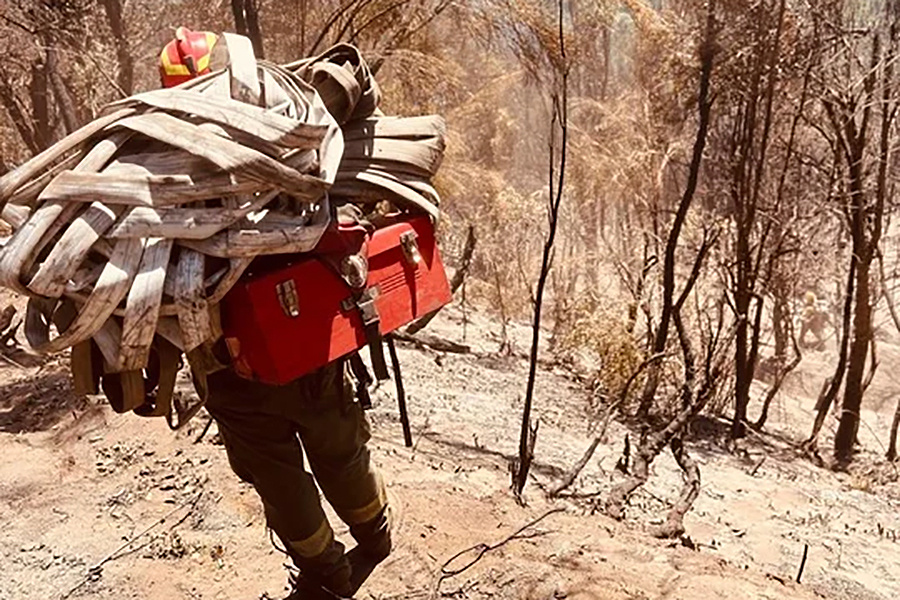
[350,506,392,562]
[286,540,353,599]
[345,507,392,594]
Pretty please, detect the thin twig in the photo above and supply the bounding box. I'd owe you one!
[390,331,470,354]
[512,0,569,498]
[0,351,27,369]
[549,352,667,497]
[431,507,564,598]
[796,543,809,583]
[749,455,767,477]
[193,416,214,444]
[60,492,203,600]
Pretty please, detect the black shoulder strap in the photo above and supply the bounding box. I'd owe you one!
[386,334,412,447]
[351,288,390,381]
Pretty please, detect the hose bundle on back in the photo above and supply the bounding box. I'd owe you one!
[0,34,445,418]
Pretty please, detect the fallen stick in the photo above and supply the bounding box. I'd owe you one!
[430,507,564,599]
[390,331,470,354]
[60,492,203,600]
[193,415,215,444]
[0,351,26,369]
[749,455,766,477]
[796,543,809,583]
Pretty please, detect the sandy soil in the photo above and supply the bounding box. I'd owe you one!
[1,296,898,600]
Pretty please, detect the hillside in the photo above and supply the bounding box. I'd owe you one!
[2,298,899,600]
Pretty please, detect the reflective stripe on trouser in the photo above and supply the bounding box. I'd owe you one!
[205,361,387,563]
[278,513,334,558]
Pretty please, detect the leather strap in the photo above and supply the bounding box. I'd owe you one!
[134,337,181,418]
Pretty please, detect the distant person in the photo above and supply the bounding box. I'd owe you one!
[159,28,391,599]
[799,290,830,351]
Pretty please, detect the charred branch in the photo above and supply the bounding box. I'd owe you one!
[511,0,568,501]
[635,1,716,421]
[549,352,665,497]
[652,436,700,539]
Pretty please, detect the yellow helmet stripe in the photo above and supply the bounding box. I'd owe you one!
[160,47,191,76]
[196,32,218,73]
[204,32,218,51]
[196,53,211,73]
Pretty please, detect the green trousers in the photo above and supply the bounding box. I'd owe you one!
[206,360,387,567]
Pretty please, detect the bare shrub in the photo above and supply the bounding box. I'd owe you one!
[551,294,645,409]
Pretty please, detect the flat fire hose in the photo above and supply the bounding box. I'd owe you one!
[0,35,444,425]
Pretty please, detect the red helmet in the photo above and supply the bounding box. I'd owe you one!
[158,27,218,88]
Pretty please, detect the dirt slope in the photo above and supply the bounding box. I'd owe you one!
[1,302,898,600]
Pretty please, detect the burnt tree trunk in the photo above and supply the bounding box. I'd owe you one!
[754,303,801,430]
[232,0,247,33]
[834,251,872,462]
[29,61,50,150]
[772,291,788,362]
[831,23,894,463]
[0,70,40,155]
[887,397,900,461]
[245,0,264,58]
[100,0,134,95]
[635,24,714,419]
[731,260,755,438]
[607,2,718,517]
[805,256,855,449]
[727,0,788,440]
[44,44,79,134]
[606,360,720,520]
[232,0,266,58]
[511,0,568,500]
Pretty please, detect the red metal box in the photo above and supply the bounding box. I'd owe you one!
[220,216,451,384]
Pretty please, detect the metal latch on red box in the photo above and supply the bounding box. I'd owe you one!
[400,230,421,265]
[276,280,300,318]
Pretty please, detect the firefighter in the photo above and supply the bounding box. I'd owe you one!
[799,290,829,351]
[159,28,392,598]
